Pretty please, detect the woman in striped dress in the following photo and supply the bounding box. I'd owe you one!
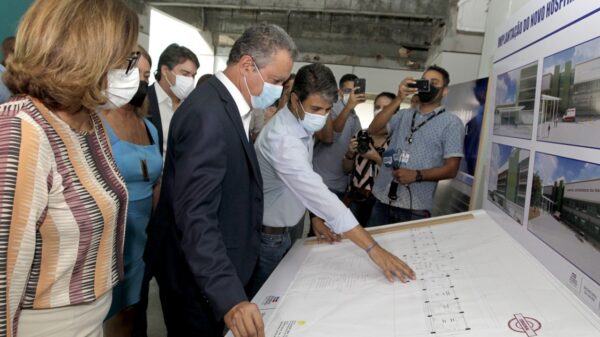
[0,0,139,336]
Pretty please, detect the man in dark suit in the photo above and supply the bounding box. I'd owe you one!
[146,43,199,156]
[146,24,296,337]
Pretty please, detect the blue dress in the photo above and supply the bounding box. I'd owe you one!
[103,116,162,318]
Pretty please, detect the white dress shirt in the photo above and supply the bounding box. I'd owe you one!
[154,83,174,155]
[255,106,358,234]
[215,71,251,139]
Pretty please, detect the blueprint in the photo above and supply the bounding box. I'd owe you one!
[264,213,600,337]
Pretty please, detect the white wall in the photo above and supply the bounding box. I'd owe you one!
[457,0,489,33]
[148,8,215,83]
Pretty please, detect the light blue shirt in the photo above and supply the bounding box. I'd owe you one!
[255,106,359,234]
[0,65,13,104]
[372,106,465,211]
[312,100,362,192]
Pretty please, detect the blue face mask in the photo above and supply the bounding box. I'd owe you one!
[244,61,284,109]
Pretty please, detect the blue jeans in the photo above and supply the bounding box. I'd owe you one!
[366,200,431,227]
[247,231,292,299]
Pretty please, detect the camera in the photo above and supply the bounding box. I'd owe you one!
[407,79,430,92]
[356,130,371,155]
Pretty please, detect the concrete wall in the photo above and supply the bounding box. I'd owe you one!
[430,51,482,85]
[425,0,485,84]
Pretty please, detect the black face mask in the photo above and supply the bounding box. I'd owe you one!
[129,81,149,108]
[418,85,441,104]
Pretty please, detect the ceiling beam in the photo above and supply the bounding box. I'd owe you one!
[148,0,447,20]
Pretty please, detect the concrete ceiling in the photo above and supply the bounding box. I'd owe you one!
[138,0,451,70]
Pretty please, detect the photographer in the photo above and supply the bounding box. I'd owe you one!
[367,65,464,227]
[342,92,396,226]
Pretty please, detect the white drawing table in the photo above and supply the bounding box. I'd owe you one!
[227,210,600,337]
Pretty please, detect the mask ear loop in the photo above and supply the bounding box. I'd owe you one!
[241,57,263,98]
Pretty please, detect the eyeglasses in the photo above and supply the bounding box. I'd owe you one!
[125,51,140,75]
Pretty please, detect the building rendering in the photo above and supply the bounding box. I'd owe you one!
[540,178,600,248]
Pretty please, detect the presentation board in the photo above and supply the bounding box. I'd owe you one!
[482,0,600,317]
[233,212,600,337]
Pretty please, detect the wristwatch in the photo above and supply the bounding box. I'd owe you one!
[415,170,423,183]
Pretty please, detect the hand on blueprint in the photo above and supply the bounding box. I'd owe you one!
[224,301,265,337]
[368,245,416,283]
[311,216,342,244]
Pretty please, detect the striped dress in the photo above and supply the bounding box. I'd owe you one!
[0,97,128,337]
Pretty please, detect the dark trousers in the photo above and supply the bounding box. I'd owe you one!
[349,195,376,227]
[154,253,225,337]
[131,274,151,337]
[367,200,430,227]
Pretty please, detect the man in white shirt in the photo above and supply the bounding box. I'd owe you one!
[147,43,199,156]
[249,62,416,297]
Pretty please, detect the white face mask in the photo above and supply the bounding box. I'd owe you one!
[297,101,327,133]
[342,93,350,106]
[166,72,194,100]
[374,108,382,116]
[100,68,140,109]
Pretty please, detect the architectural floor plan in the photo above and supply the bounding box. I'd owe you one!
[260,212,600,337]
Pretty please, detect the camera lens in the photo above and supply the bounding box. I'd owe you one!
[356,130,371,155]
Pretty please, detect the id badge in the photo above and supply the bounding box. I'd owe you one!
[400,151,410,164]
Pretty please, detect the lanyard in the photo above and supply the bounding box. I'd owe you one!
[406,108,445,144]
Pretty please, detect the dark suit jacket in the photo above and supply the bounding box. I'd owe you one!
[146,76,262,320]
[146,84,165,156]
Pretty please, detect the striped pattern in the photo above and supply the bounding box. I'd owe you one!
[0,97,128,337]
[351,138,390,191]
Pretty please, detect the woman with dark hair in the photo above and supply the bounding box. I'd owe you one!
[0,0,138,336]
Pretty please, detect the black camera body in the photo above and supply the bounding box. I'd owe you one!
[408,79,430,92]
[356,130,371,155]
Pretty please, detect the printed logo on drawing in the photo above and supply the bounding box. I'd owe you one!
[569,272,578,287]
[262,295,280,306]
[508,314,541,336]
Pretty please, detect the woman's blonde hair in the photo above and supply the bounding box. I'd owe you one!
[4,0,139,114]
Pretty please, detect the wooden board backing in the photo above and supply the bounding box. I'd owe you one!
[304,213,475,245]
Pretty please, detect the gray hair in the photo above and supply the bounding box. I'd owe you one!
[227,23,297,68]
[292,63,338,105]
